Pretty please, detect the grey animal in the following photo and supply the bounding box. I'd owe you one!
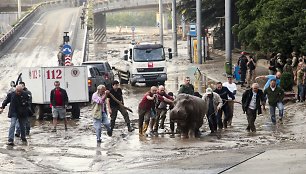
[170,94,207,138]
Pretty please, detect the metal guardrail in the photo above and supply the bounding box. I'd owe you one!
[0,0,69,50]
[93,0,176,13]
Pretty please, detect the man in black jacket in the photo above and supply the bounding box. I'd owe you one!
[107,80,134,133]
[264,79,285,124]
[242,83,266,132]
[15,82,32,137]
[50,81,69,132]
[0,85,29,145]
[238,52,248,87]
[214,82,235,129]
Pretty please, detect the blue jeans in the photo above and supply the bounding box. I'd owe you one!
[9,114,27,141]
[298,84,305,101]
[269,102,284,123]
[93,112,111,141]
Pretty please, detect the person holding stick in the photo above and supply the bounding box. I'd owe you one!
[107,80,134,134]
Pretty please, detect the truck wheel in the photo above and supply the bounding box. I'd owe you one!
[131,81,136,86]
[34,105,44,120]
[145,82,155,87]
[89,92,93,102]
[71,103,80,119]
[129,75,136,86]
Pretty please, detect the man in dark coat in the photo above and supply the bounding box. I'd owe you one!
[0,85,30,145]
[238,52,248,87]
[214,82,235,129]
[107,80,134,133]
[178,77,194,95]
[242,83,266,132]
[15,81,32,137]
[264,79,285,124]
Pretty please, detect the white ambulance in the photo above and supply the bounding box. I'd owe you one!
[15,66,88,119]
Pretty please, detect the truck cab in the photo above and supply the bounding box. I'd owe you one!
[116,42,172,86]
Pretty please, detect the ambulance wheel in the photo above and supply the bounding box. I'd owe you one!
[71,103,80,119]
[34,105,44,120]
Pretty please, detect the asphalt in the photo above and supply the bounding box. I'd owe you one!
[224,149,306,174]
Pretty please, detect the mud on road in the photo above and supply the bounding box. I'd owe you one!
[0,27,305,173]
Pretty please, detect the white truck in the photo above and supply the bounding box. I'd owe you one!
[114,43,172,86]
[14,66,89,119]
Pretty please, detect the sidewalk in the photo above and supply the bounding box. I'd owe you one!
[224,149,306,174]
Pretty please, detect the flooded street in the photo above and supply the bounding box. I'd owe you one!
[0,25,306,173]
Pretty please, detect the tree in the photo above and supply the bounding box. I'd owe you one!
[177,0,231,28]
[280,72,294,91]
[177,0,239,49]
[234,0,306,54]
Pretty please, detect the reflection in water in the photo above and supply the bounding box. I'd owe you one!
[96,142,102,156]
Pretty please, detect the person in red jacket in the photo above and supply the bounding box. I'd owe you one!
[50,81,69,132]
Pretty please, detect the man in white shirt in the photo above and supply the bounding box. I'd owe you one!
[222,75,237,126]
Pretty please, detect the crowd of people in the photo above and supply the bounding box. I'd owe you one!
[0,65,293,145]
[237,52,257,88]
[268,52,306,101]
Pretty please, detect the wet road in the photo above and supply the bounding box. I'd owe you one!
[0,14,306,173]
[0,6,84,96]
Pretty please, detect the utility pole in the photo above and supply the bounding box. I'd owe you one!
[225,0,232,74]
[17,0,21,20]
[159,0,164,46]
[196,0,202,64]
[172,0,178,56]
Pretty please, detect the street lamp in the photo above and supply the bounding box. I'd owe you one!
[17,0,21,20]
[172,0,178,56]
[196,0,202,64]
[159,0,164,46]
[225,0,232,75]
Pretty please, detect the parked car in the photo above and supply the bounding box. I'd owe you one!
[84,65,107,100]
[82,61,114,89]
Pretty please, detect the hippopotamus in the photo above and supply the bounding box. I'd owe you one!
[169,94,207,138]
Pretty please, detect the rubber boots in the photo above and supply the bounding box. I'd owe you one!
[139,126,143,136]
[127,123,134,132]
[160,117,166,129]
[149,119,155,133]
[143,122,149,134]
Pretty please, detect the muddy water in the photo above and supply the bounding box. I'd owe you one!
[0,27,305,173]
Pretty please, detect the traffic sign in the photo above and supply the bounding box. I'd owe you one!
[62,44,72,55]
[65,55,72,66]
[131,26,135,32]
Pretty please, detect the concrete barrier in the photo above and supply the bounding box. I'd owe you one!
[81,5,89,62]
